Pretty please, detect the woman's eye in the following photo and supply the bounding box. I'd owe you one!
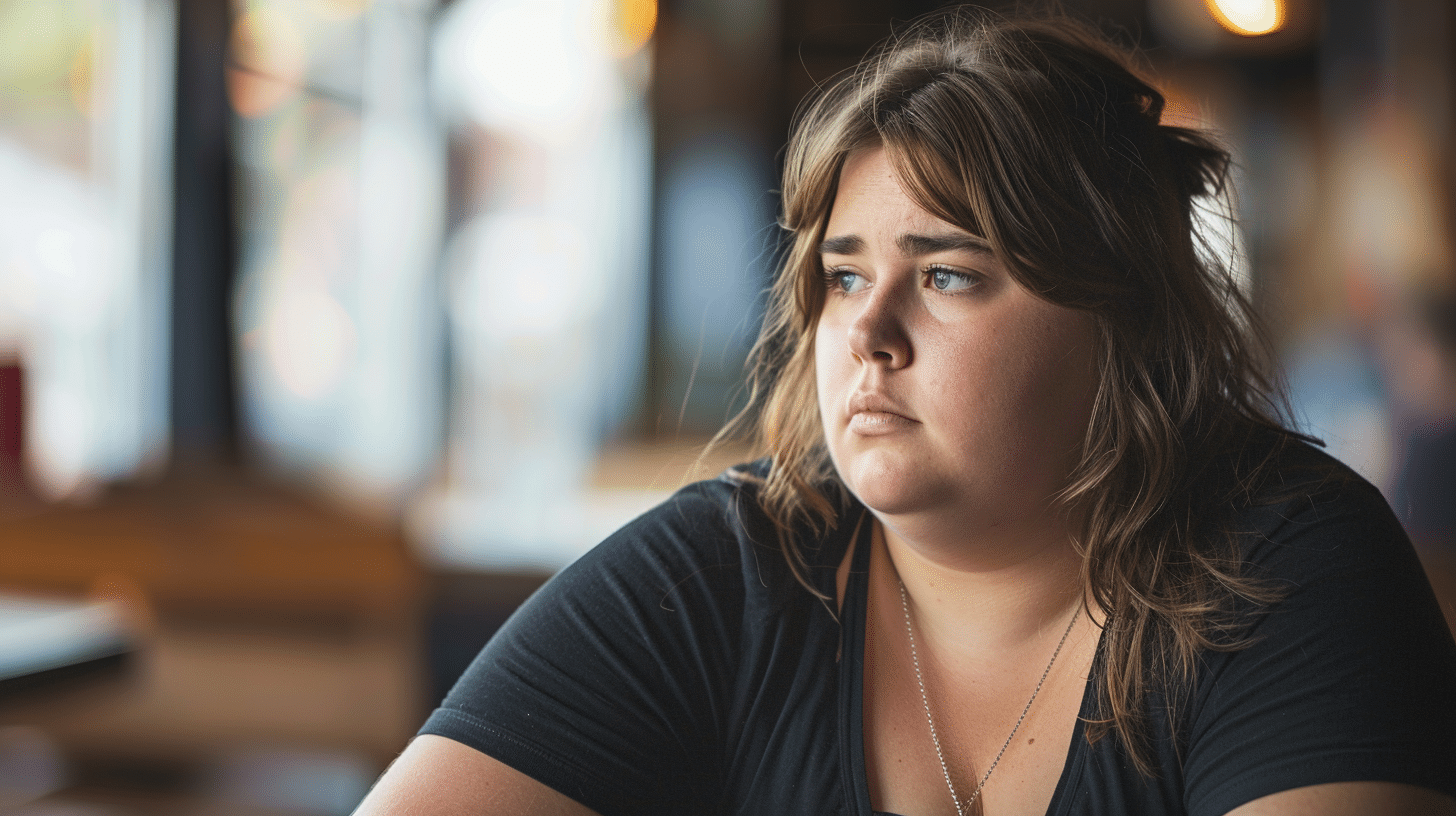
[928,267,977,292]
[825,269,867,294]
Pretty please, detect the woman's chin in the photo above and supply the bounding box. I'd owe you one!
[837,453,949,517]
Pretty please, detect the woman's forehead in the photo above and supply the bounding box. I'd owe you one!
[823,147,989,256]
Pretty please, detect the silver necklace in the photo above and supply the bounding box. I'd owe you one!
[897,581,1080,816]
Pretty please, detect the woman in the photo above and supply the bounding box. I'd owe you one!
[356,9,1456,815]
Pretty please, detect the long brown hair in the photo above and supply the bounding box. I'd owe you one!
[718,8,1307,774]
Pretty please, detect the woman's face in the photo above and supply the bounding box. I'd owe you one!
[814,147,1100,546]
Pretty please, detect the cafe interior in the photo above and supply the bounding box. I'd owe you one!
[0,0,1452,812]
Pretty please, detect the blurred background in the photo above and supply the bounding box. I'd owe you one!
[0,0,1451,812]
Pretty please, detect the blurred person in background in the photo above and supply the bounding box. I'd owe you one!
[355,8,1456,815]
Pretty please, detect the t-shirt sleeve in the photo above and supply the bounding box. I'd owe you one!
[418,482,749,815]
[1181,473,1456,815]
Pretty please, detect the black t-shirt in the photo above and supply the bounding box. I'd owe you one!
[421,442,1456,815]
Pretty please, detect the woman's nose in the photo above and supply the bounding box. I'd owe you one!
[846,288,912,368]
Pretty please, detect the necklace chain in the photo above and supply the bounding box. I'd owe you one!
[897,581,1080,816]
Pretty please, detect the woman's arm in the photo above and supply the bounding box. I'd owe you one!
[1228,782,1456,816]
[353,735,602,816]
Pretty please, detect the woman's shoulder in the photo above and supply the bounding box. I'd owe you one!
[423,462,857,813]
[1177,431,1456,813]
[1211,429,1435,611]
[1227,430,1404,560]
[554,460,850,614]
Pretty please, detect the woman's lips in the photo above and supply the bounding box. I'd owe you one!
[846,393,917,435]
[848,410,917,435]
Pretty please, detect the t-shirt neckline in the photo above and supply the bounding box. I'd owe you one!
[837,511,1094,816]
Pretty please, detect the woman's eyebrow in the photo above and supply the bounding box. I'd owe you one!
[818,232,991,257]
[897,232,991,255]
[819,235,863,256]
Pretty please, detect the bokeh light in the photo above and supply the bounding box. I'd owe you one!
[227,4,307,118]
[613,0,656,56]
[261,283,357,401]
[1206,0,1283,36]
[434,0,621,140]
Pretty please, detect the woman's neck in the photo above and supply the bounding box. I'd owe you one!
[874,516,1088,656]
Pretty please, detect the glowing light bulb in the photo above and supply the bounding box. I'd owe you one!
[1206,0,1283,35]
[613,0,656,56]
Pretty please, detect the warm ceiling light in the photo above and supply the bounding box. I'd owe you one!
[614,0,656,56]
[1206,0,1283,35]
